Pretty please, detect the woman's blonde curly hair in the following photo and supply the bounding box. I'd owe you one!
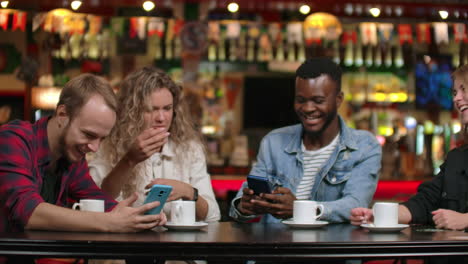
[100,66,202,194]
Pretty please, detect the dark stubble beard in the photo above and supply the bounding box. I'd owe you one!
[303,109,338,139]
[56,123,71,163]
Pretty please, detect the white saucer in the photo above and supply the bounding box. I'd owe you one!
[361,223,409,232]
[282,220,329,228]
[164,221,208,231]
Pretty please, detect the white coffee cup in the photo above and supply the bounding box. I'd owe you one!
[293,200,324,224]
[170,200,195,225]
[373,202,398,227]
[72,199,104,212]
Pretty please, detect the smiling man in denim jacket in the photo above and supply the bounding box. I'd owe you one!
[230,58,382,224]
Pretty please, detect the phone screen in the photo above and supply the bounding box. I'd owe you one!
[247,175,271,195]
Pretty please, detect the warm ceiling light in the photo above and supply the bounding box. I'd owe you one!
[50,8,73,17]
[299,4,310,15]
[70,0,82,11]
[0,1,8,8]
[143,1,155,12]
[369,7,381,17]
[439,10,449,19]
[227,2,239,13]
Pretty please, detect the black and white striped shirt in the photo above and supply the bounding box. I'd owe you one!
[296,134,339,200]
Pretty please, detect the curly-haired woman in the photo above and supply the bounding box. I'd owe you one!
[88,66,220,223]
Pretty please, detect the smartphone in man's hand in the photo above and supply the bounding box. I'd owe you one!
[143,184,172,215]
[247,175,272,195]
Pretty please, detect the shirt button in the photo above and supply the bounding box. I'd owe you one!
[441,192,447,198]
[331,177,336,183]
[157,161,162,166]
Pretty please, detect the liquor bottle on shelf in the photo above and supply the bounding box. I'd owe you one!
[452,45,460,68]
[384,45,393,68]
[237,31,247,61]
[247,38,255,62]
[229,38,237,61]
[333,41,340,65]
[165,38,173,60]
[395,44,404,68]
[344,42,353,67]
[208,41,217,61]
[365,45,373,67]
[257,33,273,62]
[374,45,382,67]
[355,40,363,67]
[174,36,181,59]
[218,33,226,61]
[287,42,296,62]
[297,43,306,62]
[275,38,285,61]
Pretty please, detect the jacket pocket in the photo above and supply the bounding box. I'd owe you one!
[324,165,352,185]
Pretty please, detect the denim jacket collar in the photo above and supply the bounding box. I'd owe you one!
[284,115,357,155]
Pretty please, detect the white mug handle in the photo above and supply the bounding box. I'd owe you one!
[175,204,182,221]
[72,203,81,210]
[316,204,324,219]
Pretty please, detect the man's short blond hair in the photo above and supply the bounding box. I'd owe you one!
[56,73,117,119]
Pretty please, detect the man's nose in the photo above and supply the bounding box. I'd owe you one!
[302,101,316,111]
[88,139,100,152]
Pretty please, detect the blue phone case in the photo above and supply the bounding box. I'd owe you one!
[143,184,173,215]
[247,175,272,195]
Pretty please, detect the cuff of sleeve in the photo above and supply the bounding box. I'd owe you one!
[318,202,330,220]
[400,200,422,224]
[230,197,258,222]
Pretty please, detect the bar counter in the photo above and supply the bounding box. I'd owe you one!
[1,222,468,262]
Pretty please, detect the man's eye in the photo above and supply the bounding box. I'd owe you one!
[295,98,306,103]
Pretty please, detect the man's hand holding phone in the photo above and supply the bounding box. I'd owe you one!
[255,187,295,219]
[238,187,271,215]
[238,176,276,216]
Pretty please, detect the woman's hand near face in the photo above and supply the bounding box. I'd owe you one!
[124,127,170,167]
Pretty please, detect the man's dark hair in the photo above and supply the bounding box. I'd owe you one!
[295,57,342,92]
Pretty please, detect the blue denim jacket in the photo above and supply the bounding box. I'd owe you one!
[229,116,382,223]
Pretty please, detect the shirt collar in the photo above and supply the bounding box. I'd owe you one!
[160,139,175,158]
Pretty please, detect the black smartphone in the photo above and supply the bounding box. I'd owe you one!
[247,175,272,195]
[143,184,173,215]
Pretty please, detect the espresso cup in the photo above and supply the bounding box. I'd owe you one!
[293,200,324,224]
[72,199,104,212]
[170,200,195,225]
[372,202,398,227]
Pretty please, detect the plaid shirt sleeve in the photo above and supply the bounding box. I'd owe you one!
[67,161,117,212]
[0,128,45,230]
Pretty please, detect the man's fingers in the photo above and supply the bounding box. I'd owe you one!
[242,188,254,195]
[251,198,283,210]
[134,222,160,231]
[137,201,161,214]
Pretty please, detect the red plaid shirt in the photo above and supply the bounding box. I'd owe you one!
[0,117,117,232]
